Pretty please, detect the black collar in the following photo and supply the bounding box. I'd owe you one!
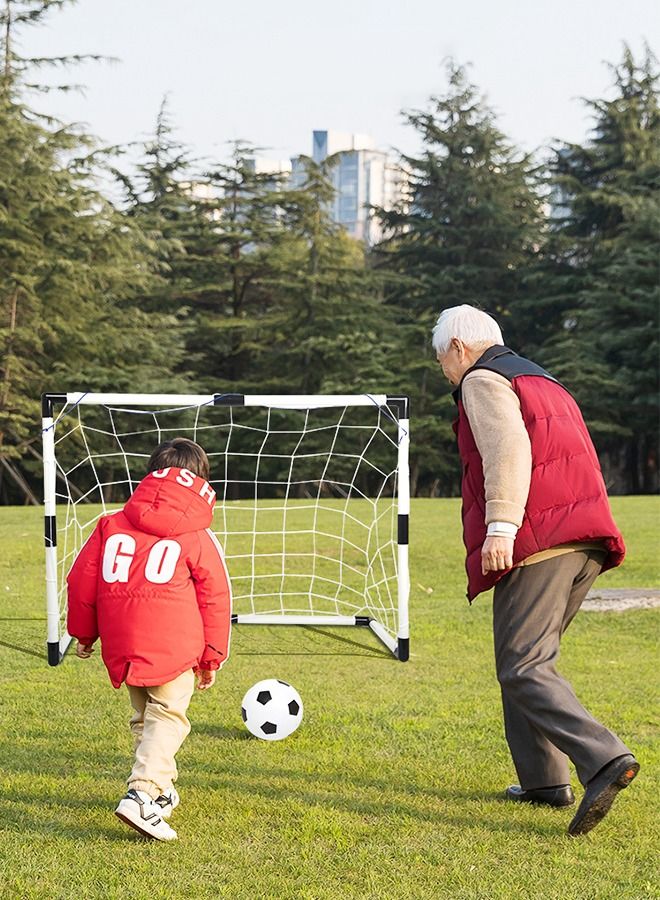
[451,345,517,404]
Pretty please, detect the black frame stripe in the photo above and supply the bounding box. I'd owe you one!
[384,395,410,419]
[213,393,246,406]
[45,515,56,548]
[42,392,67,418]
[397,514,409,545]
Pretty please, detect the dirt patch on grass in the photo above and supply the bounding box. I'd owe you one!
[582,588,660,612]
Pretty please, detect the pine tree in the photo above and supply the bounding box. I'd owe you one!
[374,61,543,495]
[528,46,659,492]
[115,99,207,314]
[272,155,394,395]
[151,142,284,392]
[0,1,182,502]
[238,155,397,498]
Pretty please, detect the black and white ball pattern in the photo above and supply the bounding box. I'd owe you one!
[241,679,303,741]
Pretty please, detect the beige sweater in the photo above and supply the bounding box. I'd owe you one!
[461,368,603,566]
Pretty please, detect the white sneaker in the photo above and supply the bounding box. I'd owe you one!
[115,789,178,841]
[154,786,180,819]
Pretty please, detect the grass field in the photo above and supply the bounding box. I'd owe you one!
[0,497,658,899]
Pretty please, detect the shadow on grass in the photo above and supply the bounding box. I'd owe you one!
[185,769,564,838]
[0,799,128,843]
[0,742,565,840]
[0,639,45,659]
[0,796,183,844]
[186,761,502,806]
[180,761,566,838]
[232,624,391,659]
[0,766,166,843]
[194,723,251,740]
[0,616,47,658]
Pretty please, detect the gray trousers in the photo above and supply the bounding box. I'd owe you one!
[493,550,630,790]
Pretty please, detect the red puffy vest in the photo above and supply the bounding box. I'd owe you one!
[454,346,625,601]
[67,467,232,687]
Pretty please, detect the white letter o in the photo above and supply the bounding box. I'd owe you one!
[144,539,182,584]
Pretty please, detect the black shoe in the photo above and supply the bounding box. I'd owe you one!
[568,754,639,836]
[506,784,575,807]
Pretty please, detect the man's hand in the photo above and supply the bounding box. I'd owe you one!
[76,641,95,659]
[481,535,514,575]
[196,669,216,691]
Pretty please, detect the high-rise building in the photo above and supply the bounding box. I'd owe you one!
[243,131,406,245]
[243,157,292,179]
[291,130,405,245]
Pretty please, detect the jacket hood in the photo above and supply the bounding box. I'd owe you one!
[124,467,216,536]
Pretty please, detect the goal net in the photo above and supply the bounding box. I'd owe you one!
[42,393,410,665]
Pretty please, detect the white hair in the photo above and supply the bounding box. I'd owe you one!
[431,305,504,354]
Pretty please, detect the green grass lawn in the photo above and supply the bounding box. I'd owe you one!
[0,497,658,899]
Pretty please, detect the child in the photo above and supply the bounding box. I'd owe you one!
[67,437,231,842]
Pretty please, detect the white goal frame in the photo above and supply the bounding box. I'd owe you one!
[42,392,410,665]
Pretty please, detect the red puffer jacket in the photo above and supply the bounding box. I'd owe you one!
[67,467,232,688]
[454,346,625,602]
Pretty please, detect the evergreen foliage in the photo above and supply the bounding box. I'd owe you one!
[272,155,394,395]
[182,143,294,393]
[374,62,544,495]
[0,1,182,502]
[0,3,657,501]
[522,45,660,492]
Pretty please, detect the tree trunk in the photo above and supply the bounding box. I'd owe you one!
[0,455,39,505]
[641,433,658,494]
[3,0,11,78]
[627,438,640,494]
[0,286,19,448]
[410,459,420,497]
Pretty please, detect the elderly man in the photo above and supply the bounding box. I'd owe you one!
[433,304,639,836]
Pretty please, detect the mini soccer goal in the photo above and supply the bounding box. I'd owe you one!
[42,392,410,666]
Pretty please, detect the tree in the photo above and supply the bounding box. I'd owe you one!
[0,0,182,502]
[114,99,208,319]
[527,45,659,492]
[271,155,394,395]
[230,155,397,498]
[373,61,544,495]
[170,142,295,394]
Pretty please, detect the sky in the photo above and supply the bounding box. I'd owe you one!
[20,0,659,167]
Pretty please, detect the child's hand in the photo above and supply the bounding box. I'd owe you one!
[196,669,216,691]
[76,641,95,659]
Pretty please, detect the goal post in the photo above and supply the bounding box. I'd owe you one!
[42,392,410,665]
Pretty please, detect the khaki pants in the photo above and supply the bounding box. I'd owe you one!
[126,669,195,799]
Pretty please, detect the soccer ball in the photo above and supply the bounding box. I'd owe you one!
[241,679,303,741]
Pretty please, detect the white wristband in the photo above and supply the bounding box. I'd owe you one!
[487,521,518,538]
